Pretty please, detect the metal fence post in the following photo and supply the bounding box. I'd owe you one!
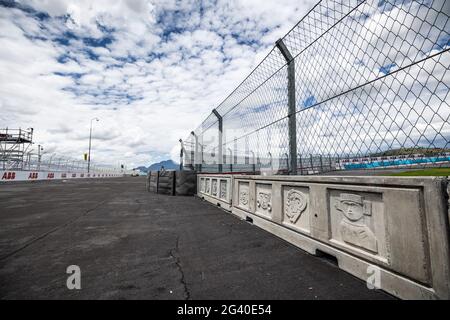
[200,144,203,172]
[245,136,249,166]
[250,151,256,173]
[191,131,199,171]
[212,109,223,173]
[319,155,323,173]
[233,138,238,165]
[268,152,273,172]
[276,38,297,175]
[298,154,303,175]
[284,153,290,173]
[228,148,233,172]
[178,139,184,171]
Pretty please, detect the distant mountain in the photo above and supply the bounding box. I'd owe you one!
[148,160,179,171]
[134,160,179,173]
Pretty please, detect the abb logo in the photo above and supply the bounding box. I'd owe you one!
[47,173,55,179]
[28,172,38,179]
[2,172,16,180]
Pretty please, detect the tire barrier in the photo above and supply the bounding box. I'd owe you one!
[147,171,159,193]
[197,174,450,300]
[175,171,197,196]
[1,170,123,182]
[146,170,196,196]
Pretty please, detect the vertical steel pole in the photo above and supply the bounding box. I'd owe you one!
[233,138,237,165]
[38,145,42,171]
[250,151,255,173]
[212,109,223,173]
[298,154,303,175]
[179,139,184,171]
[245,136,249,165]
[88,118,99,174]
[319,154,323,173]
[200,144,204,172]
[228,148,233,172]
[276,39,297,175]
[88,123,92,173]
[191,131,198,171]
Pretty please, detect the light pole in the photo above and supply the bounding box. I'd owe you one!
[88,118,99,173]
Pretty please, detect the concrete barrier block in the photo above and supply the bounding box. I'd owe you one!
[197,174,232,210]
[230,175,450,300]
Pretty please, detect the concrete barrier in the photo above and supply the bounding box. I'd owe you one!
[197,174,232,210]
[1,170,122,182]
[197,174,450,299]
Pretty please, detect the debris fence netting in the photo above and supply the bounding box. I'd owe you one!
[181,0,450,175]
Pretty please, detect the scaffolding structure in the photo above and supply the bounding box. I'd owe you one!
[0,128,34,170]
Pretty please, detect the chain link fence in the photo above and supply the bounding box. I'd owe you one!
[181,0,450,175]
[19,153,122,174]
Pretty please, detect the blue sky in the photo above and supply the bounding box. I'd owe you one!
[0,0,316,167]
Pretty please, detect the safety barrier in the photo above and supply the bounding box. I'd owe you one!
[0,170,123,182]
[197,174,450,300]
[146,171,196,196]
[197,175,232,211]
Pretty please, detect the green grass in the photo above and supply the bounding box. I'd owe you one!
[388,168,450,176]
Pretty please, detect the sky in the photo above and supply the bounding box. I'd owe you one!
[0,0,316,168]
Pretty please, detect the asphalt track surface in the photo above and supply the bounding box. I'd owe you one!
[0,177,393,299]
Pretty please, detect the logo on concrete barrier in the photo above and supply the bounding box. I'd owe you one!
[285,189,308,223]
[28,172,38,179]
[239,189,249,206]
[2,172,16,180]
[335,193,378,253]
[66,265,81,290]
[257,191,272,212]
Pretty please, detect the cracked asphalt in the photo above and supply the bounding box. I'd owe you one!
[0,177,393,299]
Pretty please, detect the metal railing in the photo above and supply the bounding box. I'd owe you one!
[11,152,122,175]
[181,0,450,175]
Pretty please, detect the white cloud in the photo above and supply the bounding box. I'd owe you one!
[1,0,317,168]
